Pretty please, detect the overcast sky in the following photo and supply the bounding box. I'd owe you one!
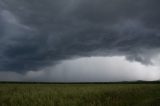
[0,0,160,82]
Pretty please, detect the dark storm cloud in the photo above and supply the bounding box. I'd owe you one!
[0,0,160,72]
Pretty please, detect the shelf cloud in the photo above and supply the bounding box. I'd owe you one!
[0,0,160,74]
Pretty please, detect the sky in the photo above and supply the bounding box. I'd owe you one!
[0,0,160,82]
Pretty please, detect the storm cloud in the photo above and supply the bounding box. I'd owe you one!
[0,0,160,73]
[0,56,160,82]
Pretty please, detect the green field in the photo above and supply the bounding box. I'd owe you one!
[0,84,160,106]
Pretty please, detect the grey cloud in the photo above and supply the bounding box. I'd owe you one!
[0,0,160,72]
[1,57,160,82]
[0,71,23,81]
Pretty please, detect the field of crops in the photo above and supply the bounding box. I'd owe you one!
[0,84,160,106]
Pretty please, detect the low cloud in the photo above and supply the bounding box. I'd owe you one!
[0,56,160,82]
[0,0,160,73]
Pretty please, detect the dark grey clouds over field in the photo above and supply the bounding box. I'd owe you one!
[0,0,160,81]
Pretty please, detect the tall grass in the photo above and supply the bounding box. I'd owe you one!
[0,84,160,106]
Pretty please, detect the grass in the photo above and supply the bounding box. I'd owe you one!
[0,84,160,106]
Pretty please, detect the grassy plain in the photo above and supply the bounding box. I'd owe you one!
[0,84,160,106]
